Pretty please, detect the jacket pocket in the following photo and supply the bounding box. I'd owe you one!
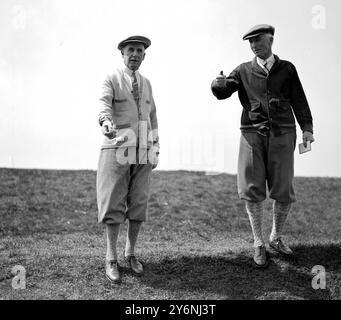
[250,101,261,111]
[269,99,295,123]
[114,98,128,103]
[278,101,291,111]
[269,98,291,110]
[113,123,131,129]
[113,97,130,113]
[248,102,266,121]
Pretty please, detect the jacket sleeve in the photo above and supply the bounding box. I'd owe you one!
[98,75,114,126]
[211,65,241,100]
[289,64,313,133]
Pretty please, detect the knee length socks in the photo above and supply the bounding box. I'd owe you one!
[270,201,291,242]
[246,200,291,247]
[245,201,264,247]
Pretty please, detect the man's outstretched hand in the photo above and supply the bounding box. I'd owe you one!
[214,70,227,88]
[102,120,114,137]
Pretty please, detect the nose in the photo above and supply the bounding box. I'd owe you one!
[132,49,140,57]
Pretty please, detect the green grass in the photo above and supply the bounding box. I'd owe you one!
[0,168,340,300]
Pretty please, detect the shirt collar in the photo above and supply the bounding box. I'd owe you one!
[257,54,275,66]
[123,66,139,77]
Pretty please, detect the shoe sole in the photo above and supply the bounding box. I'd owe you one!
[106,274,121,284]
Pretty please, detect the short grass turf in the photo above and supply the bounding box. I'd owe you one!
[0,168,340,299]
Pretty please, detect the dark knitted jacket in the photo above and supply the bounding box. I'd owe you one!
[211,55,313,135]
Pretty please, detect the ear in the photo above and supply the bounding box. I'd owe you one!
[142,52,146,60]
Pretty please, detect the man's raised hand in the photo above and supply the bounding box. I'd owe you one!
[215,70,227,88]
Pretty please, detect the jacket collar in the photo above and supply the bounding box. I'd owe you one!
[119,65,145,99]
[123,66,140,78]
[251,54,280,75]
[257,54,275,69]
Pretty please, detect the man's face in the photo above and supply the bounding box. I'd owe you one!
[249,34,273,60]
[122,43,146,71]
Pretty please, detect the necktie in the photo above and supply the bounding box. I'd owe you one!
[132,71,139,105]
[263,61,269,73]
[132,71,142,153]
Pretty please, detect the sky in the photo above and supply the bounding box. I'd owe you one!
[0,0,340,176]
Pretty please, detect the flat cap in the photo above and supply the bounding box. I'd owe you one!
[117,35,151,50]
[242,24,275,40]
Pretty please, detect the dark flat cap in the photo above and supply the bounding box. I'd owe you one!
[242,24,275,40]
[117,35,151,50]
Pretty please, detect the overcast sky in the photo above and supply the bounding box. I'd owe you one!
[0,0,340,176]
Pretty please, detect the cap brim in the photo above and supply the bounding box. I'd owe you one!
[243,32,268,40]
[118,40,151,50]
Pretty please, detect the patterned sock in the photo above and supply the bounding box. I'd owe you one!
[269,201,292,242]
[245,200,265,247]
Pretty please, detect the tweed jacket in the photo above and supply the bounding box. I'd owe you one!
[98,67,159,150]
[211,55,313,135]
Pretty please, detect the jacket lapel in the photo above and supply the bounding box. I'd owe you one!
[120,69,145,104]
[251,55,281,76]
[251,57,267,76]
[119,69,133,94]
[269,55,281,74]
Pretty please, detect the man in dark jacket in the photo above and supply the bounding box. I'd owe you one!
[211,24,315,268]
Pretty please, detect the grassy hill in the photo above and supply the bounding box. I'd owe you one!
[0,168,340,300]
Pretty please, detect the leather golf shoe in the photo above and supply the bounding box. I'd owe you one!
[269,238,293,255]
[124,252,144,275]
[253,245,269,269]
[105,260,121,283]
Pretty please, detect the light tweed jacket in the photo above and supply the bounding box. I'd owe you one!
[99,67,159,150]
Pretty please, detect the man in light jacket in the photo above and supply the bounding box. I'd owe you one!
[211,25,314,268]
[97,35,159,283]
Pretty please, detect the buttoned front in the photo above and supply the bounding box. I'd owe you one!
[211,55,313,136]
[98,67,159,150]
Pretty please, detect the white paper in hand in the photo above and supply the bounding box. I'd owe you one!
[298,141,311,154]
